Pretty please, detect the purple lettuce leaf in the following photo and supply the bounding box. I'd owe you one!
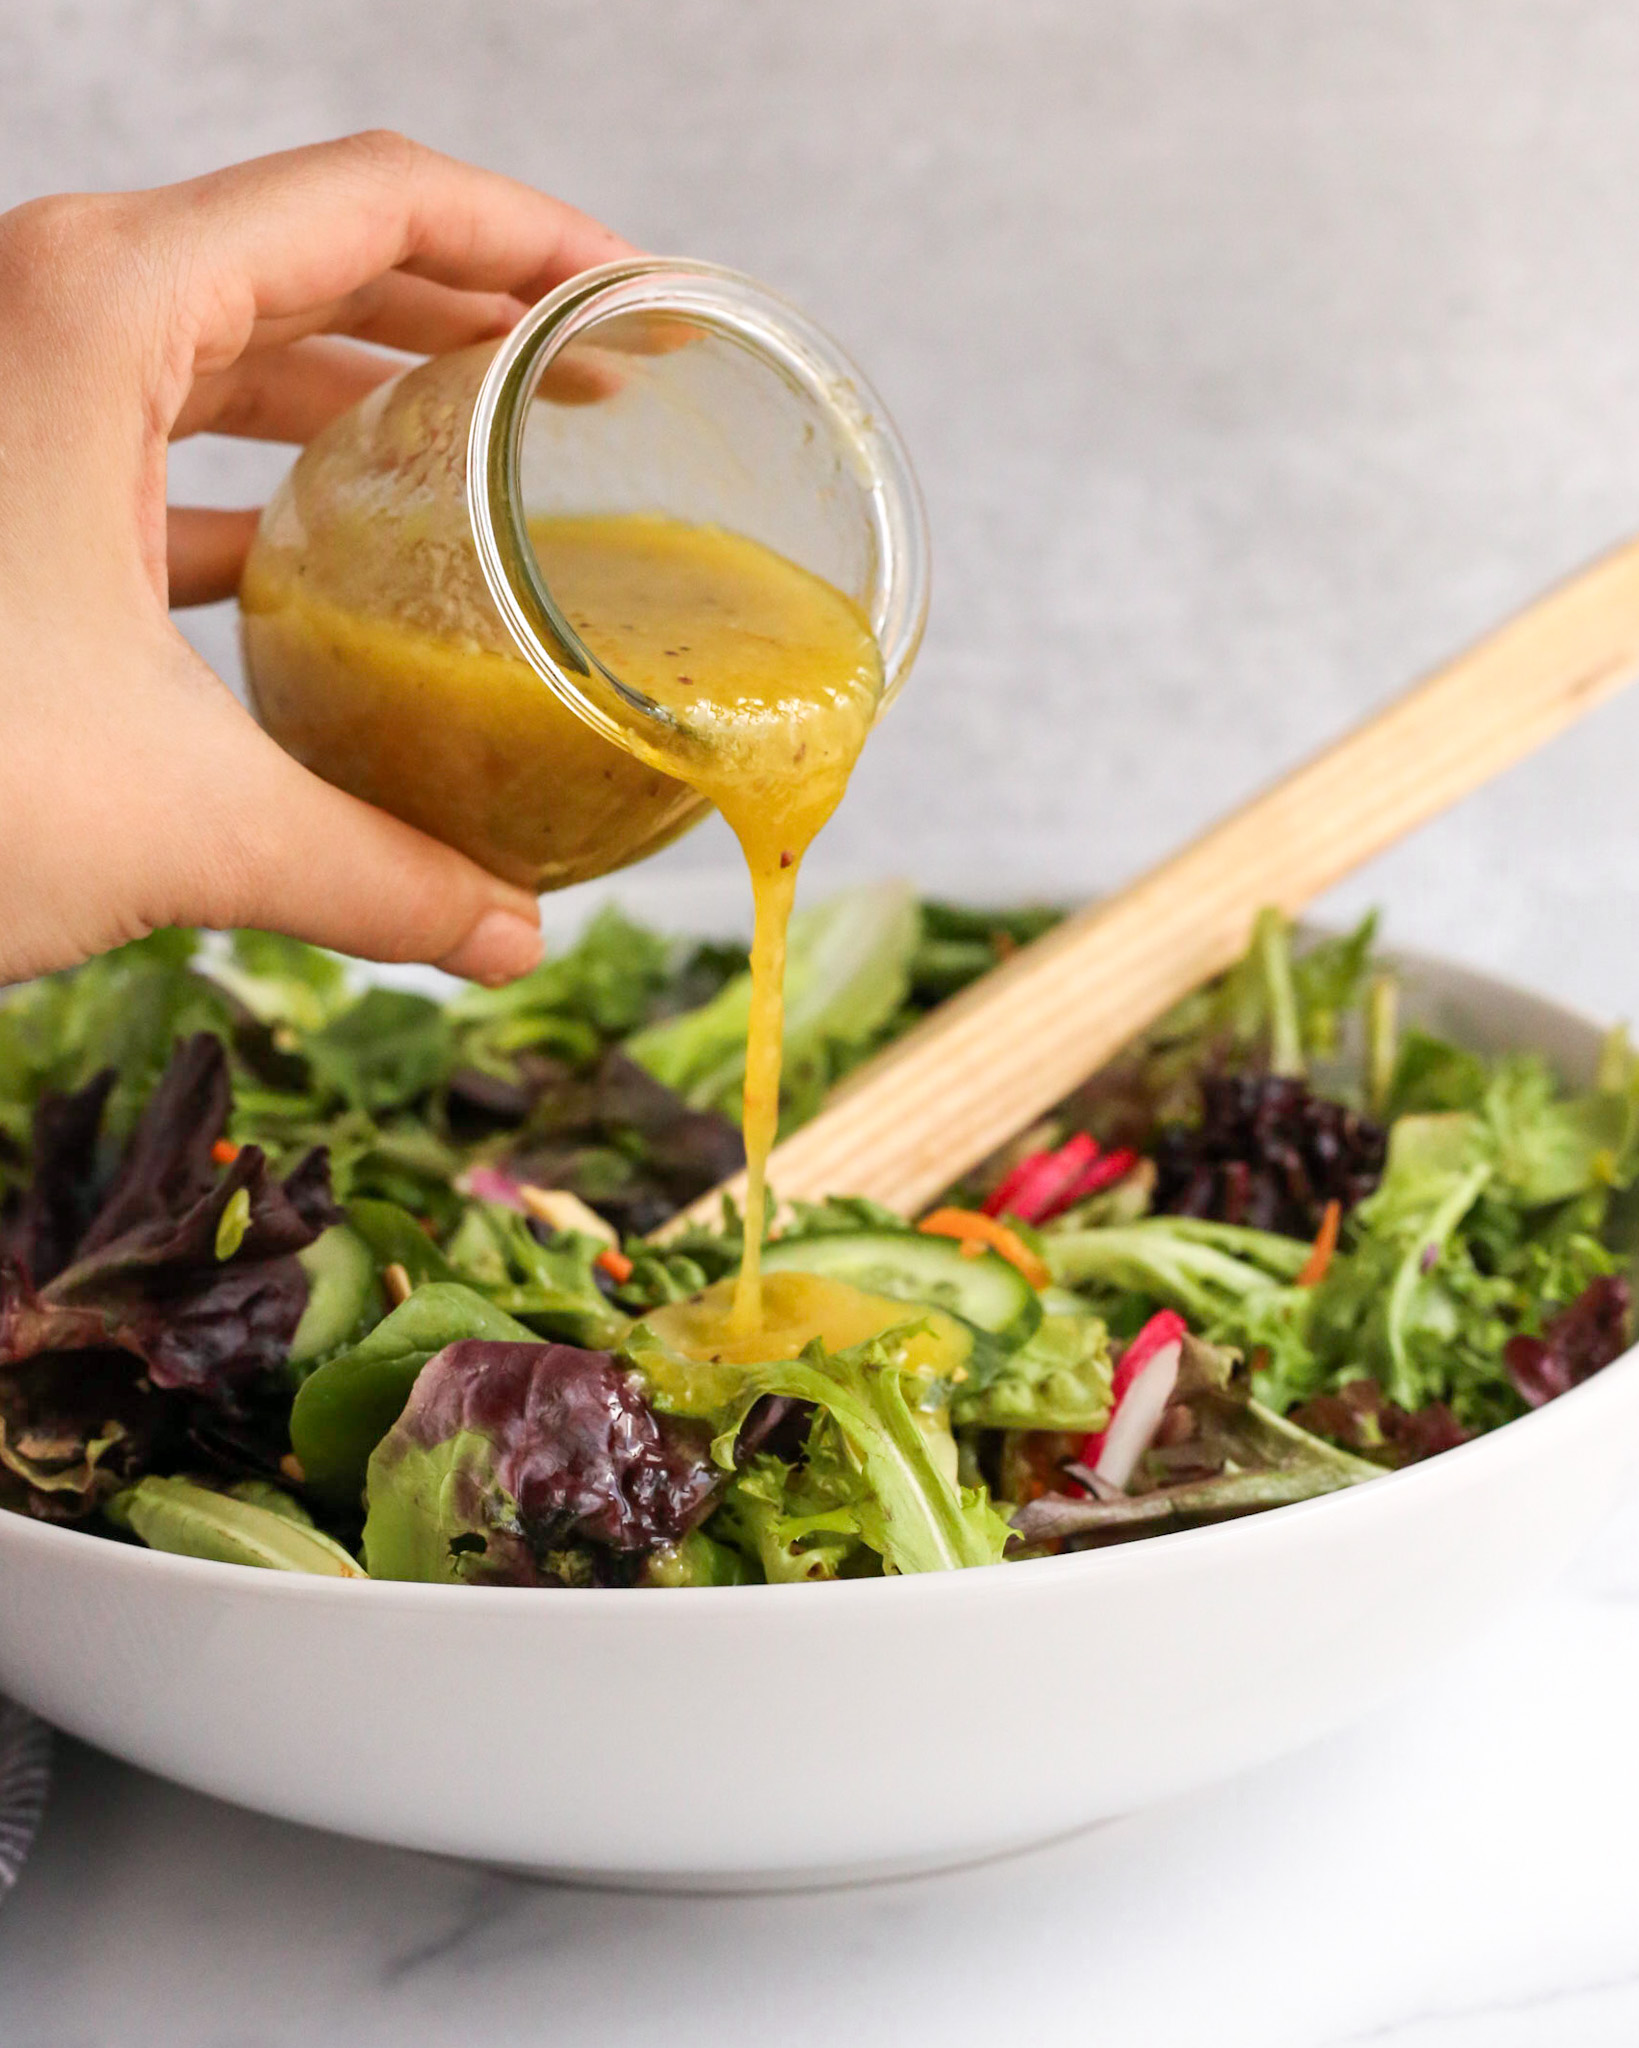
[1289,1377,1470,1465]
[0,1069,115,1286]
[1503,1274,1633,1408]
[74,1033,232,1256]
[1151,1073,1387,1239]
[363,1338,720,1585]
[500,1048,746,1237]
[0,1035,339,1519]
[0,1347,166,1521]
[0,1035,338,1395]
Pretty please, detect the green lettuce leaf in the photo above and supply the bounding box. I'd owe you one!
[626,881,920,1123]
[952,1307,1114,1430]
[108,1475,364,1575]
[1046,1216,1308,1323]
[641,1528,754,1586]
[448,904,671,1065]
[211,930,353,1034]
[344,1195,628,1351]
[906,901,1062,1004]
[300,990,454,1115]
[345,1197,465,1288]
[290,1283,538,1504]
[440,1203,628,1349]
[0,929,240,1156]
[711,1328,1011,1575]
[712,1449,882,1583]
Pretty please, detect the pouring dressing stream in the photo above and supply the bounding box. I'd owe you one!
[240,261,925,1350]
[520,513,881,1330]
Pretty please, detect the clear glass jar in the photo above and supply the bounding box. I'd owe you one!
[239,259,929,892]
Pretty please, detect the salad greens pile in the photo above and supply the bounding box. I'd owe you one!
[0,893,1631,1584]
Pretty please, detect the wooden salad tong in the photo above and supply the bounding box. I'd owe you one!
[679,531,1639,1223]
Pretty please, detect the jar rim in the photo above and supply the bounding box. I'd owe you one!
[465,257,929,763]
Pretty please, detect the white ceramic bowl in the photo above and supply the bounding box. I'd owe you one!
[1,917,1636,1889]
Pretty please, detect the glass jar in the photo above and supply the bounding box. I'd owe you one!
[239,260,929,892]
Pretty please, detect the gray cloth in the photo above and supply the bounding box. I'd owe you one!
[0,1700,50,1899]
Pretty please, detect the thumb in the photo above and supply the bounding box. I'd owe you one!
[192,716,545,985]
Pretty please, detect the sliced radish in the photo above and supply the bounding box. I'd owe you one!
[1090,1340,1183,1491]
[981,1152,1052,1219]
[1078,1309,1189,1494]
[983,1134,1101,1223]
[1110,1309,1188,1400]
[1055,1146,1139,1212]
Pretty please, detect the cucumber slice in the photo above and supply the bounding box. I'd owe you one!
[291,1224,381,1370]
[760,1231,1042,1351]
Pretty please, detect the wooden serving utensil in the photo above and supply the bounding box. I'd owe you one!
[669,532,1639,1227]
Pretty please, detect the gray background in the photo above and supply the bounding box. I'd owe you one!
[8,0,1639,1006]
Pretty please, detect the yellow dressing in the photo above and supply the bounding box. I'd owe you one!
[527,517,880,1337]
[243,512,881,1342]
[639,1272,971,1492]
[643,1270,968,1379]
[240,562,706,893]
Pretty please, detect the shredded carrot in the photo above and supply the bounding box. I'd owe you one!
[210,1139,240,1167]
[383,1262,414,1307]
[917,1207,1050,1290]
[596,1245,635,1284]
[1297,1199,1342,1287]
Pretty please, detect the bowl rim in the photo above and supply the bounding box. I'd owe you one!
[1,934,1630,1614]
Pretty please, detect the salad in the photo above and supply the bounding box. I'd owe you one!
[0,888,1631,1585]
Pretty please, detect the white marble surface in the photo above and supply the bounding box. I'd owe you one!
[3,1487,1639,2047]
[10,1,1639,2037]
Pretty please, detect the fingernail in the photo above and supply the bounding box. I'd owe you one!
[440,908,543,986]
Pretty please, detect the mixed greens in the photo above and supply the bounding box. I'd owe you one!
[0,893,1632,1584]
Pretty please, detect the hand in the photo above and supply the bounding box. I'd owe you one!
[0,133,636,988]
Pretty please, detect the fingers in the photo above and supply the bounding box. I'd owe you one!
[250,271,526,357]
[534,341,628,406]
[158,133,637,371]
[0,625,544,987]
[183,709,545,984]
[166,508,262,606]
[172,335,401,443]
